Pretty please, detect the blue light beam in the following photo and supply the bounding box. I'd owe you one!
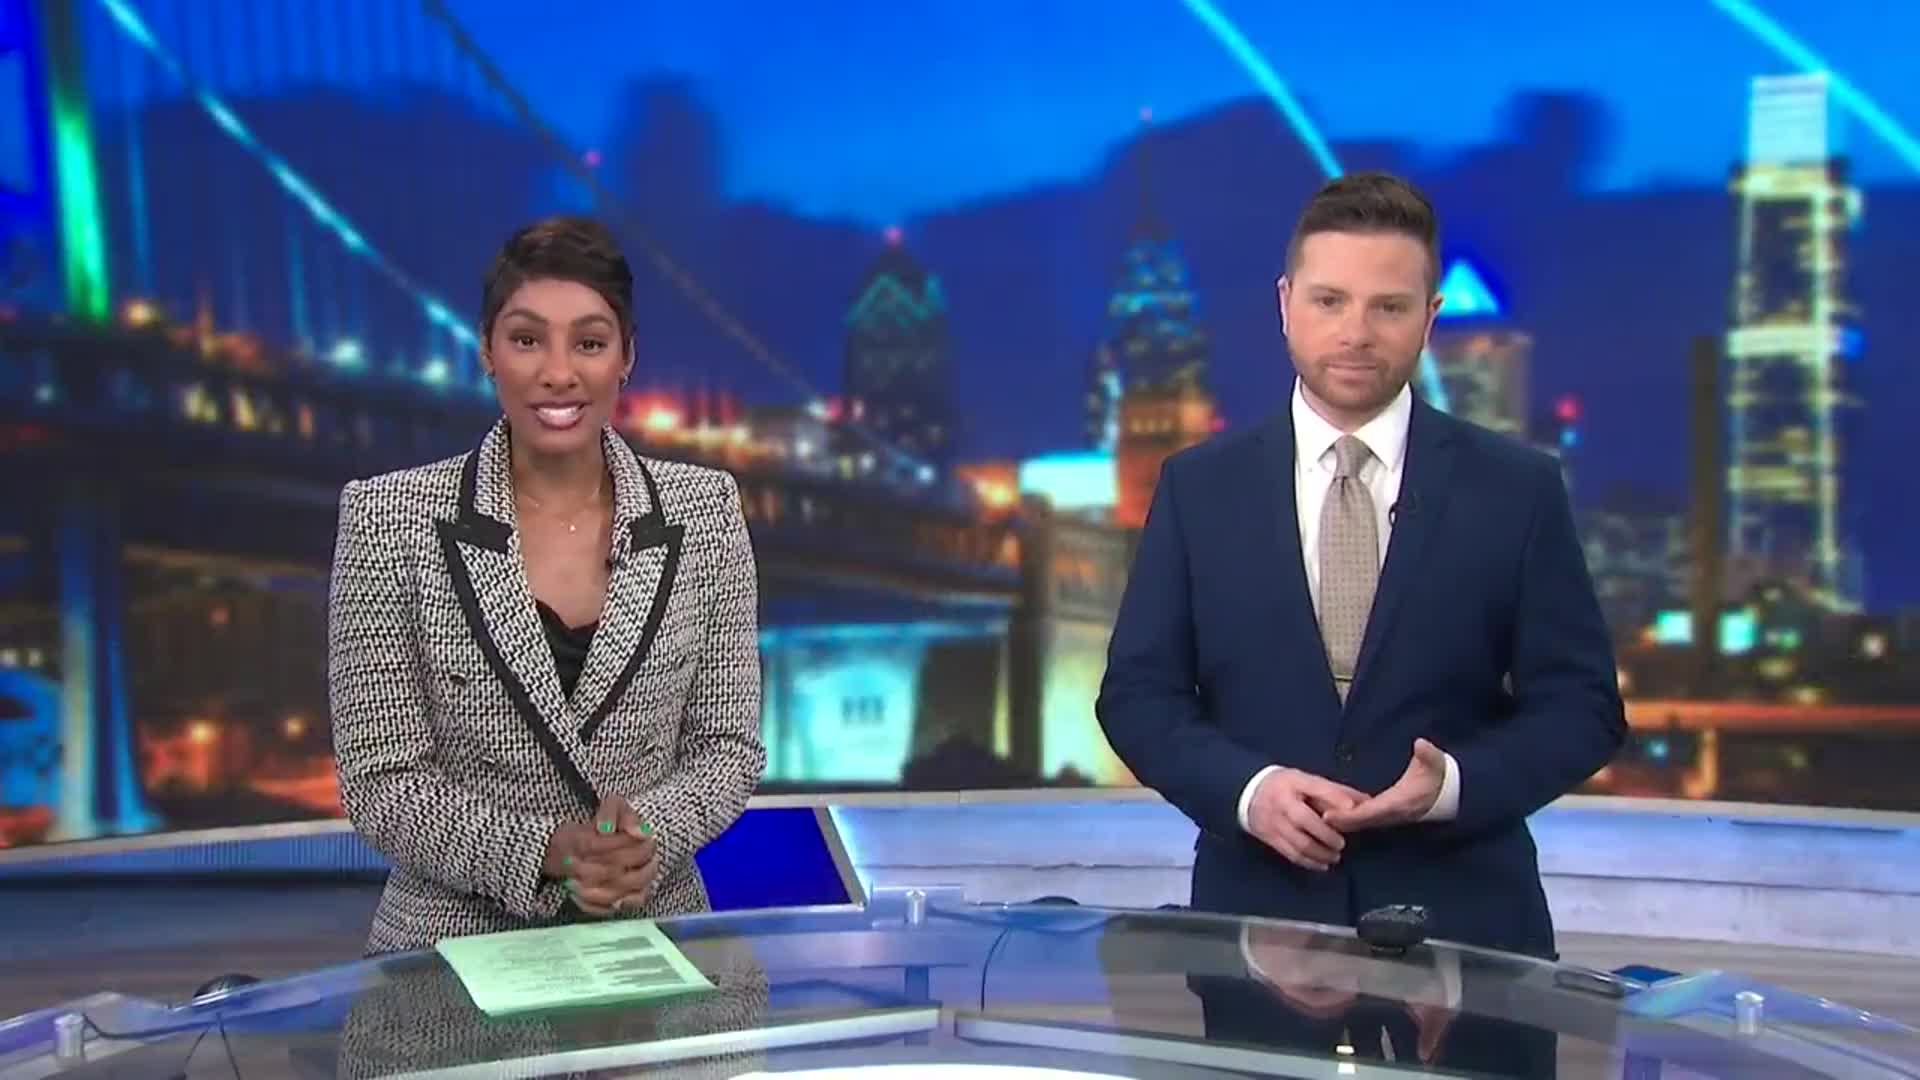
[1710,0,1920,174]
[1174,0,1343,179]
[1175,0,1449,410]
[93,0,481,370]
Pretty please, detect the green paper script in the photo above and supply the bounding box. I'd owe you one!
[436,920,715,1017]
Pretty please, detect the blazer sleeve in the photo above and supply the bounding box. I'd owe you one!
[327,480,569,921]
[626,472,766,880]
[1096,458,1272,838]
[1448,458,1627,833]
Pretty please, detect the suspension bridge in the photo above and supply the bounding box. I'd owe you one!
[0,0,1122,844]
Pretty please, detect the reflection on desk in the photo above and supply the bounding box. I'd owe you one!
[6,902,1917,1080]
[1201,920,1559,1074]
[334,933,768,1080]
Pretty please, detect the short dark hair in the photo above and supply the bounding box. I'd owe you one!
[480,216,635,344]
[1285,171,1440,291]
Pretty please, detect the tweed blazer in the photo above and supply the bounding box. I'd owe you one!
[327,419,766,955]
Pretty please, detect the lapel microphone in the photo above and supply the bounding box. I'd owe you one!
[1390,492,1418,525]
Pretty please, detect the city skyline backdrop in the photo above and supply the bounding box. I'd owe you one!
[2,0,1918,845]
[59,0,1920,606]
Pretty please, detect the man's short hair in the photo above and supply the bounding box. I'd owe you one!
[1285,171,1440,292]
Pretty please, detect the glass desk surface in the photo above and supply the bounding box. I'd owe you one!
[2,898,1915,1079]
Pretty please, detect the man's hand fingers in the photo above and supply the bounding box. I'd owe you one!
[1282,771,1366,813]
[1325,795,1402,832]
[1271,836,1327,872]
[1265,819,1335,871]
[1413,739,1449,772]
[1286,799,1346,855]
[1283,827,1339,869]
[1302,776,1369,810]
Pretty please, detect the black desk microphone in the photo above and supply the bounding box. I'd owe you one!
[1357,904,1430,955]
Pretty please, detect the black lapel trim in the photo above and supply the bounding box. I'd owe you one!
[448,448,511,551]
[579,457,684,744]
[435,520,598,814]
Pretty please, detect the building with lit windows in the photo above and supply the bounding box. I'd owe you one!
[1725,73,1864,611]
[843,229,955,473]
[1115,382,1217,529]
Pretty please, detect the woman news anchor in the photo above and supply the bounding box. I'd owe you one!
[326,216,765,954]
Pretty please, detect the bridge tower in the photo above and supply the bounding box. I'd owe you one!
[7,0,150,838]
[25,0,109,321]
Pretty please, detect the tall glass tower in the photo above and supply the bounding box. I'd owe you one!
[1725,73,1863,611]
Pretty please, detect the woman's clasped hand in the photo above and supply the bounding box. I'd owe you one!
[543,794,659,915]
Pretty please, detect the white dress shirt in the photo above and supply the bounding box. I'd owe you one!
[1236,378,1460,832]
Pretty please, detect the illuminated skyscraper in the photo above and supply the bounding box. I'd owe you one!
[1101,225,1209,392]
[844,228,954,470]
[1088,109,1211,451]
[1725,73,1863,611]
[1097,110,1219,525]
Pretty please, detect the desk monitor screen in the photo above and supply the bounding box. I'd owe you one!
[697,807,863,911]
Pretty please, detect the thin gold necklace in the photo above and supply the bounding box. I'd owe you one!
[518,473,604,534]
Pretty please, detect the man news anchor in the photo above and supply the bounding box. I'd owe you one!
[1095,171,1626,962]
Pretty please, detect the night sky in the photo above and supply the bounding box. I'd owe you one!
[446,0,1920,225]
[72,0,1920,609]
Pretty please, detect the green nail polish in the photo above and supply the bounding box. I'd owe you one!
[640,822,653,836]
[562,855,573,867]
[565,879,577,892]
[598,821,613,834]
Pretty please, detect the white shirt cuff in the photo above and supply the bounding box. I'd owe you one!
[1418,751,1460,822]
[1238,765,1281,832]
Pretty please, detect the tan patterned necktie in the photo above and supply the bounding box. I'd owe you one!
[1318,435,1379,703]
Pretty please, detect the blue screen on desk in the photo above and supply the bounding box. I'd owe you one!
[694,807,856,911]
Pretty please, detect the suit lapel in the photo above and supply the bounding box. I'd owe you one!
[574,432,685,743]
[1255,411,1344,716]
[1347,396,1459,707]
[435,421,598,812]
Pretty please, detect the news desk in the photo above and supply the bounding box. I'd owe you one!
[2,894,1915,1079]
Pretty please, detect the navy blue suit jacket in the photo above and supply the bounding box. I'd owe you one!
[1095,393,1625,958]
